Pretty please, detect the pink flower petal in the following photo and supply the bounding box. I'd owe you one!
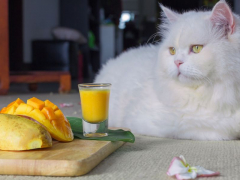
[167,156,220,179]
[197,172,220,177]
[60,103,73,107]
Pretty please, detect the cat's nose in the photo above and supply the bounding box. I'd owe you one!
[174,60,183,68]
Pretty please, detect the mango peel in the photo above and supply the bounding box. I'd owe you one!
[0,114,52,151]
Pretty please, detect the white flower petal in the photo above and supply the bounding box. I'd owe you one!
[194,166,215,174]
[167,157,189,176]
[166,156,220,179]
[193,166,220,177]
[179,155,187,164]
[176,171,197,180]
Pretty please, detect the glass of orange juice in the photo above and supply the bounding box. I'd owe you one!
[78,83,111,137]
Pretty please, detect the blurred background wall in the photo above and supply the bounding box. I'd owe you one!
[23,0,59,63]
[6,0,238,93]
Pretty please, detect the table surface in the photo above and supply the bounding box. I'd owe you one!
[0,135,238,180]
[0,93,239,180]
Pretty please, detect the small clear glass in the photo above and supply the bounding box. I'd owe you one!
[78,83,111,137]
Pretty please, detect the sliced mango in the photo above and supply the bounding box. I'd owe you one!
[8,98,24,108]
[28,109,47,125]
[15,103,34,115]
[42,107,56,121]
[0,107,7,113]
[41,107,73,141]
[1,97,74,142]
[5,106,17,114]
[27,97,45,110]
[6,101,15,108]
[54,109,73,141]
[1,105,17,114]
[1,98,24,114]
[45,100,59,111]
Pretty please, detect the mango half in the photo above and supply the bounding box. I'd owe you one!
[0,114,52,151]
[1,97,74,142]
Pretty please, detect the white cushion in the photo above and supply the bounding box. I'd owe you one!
[52,27,87,44]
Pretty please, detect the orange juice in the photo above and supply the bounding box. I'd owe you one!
[80,89,110,123]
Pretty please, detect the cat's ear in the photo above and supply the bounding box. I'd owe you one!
[210,0,235,35]
[160,4,179,23]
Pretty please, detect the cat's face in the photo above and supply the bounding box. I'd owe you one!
[158,0,236,86]
[160,13,215,85]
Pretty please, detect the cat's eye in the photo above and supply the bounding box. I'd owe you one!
[169,47,176,55]
[192,45,203,53]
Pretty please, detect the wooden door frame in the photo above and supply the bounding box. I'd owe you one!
[0,0,9,94]
[0,0,71,94]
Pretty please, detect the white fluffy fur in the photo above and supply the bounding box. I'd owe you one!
[95,0,240,140]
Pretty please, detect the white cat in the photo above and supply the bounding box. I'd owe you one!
[95,0,240,140]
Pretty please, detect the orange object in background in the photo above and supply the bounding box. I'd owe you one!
[80,89,110,123]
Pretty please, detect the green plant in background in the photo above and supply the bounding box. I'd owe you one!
[88,31,96,49]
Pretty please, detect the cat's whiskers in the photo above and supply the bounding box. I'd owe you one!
[176,66,212,86]
[147,33,158,44]
[189,68,213,86]
[152,39,162,44]
[147,32,161,44]
[152,34,161,44]
[202,76,212,86]
[193,69,213,86]
[168,68,177,77]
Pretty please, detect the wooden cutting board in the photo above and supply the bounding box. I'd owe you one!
[0,139,125,176]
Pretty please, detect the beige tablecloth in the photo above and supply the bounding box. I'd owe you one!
[0,93,239,180]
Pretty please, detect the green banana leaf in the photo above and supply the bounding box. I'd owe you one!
[67,117,135,143]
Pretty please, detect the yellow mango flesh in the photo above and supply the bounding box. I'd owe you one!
[8,98,24,108]
[27,97,45,110]
[42,107,56,120]
[15,103,34,114]
[54,109,73,141]
[1,98,24,114]
[0,114,52,150]
[80,89,110,123]
[5,106,17,114]
[28,109,47,125]
[0,107,7,113]
[45,100,59,111]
